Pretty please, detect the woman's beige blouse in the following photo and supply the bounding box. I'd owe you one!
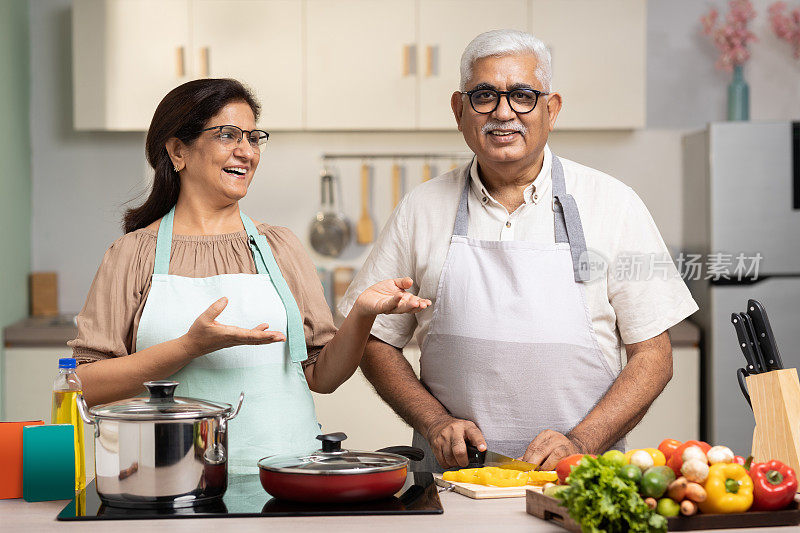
[69,223,337,368]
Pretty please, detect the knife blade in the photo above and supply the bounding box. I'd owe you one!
[740,313,769,374]
[731,313,760,373]
[747,299,784,370]
[465,445,538,471]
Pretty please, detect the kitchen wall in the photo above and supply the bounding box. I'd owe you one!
[29,0,800,314]
[647,0,800,128]
[1,0,32,417]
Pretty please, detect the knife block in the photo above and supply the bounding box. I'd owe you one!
[745,368,800,474]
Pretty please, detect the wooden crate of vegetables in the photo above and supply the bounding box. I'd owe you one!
[526,439,800,532]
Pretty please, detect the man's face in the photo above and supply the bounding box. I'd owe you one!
[452,54,561,168]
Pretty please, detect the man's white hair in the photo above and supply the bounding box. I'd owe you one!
[459,29,552,92]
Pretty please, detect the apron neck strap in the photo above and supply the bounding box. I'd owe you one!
[454,153,589,282]
[551,155,589,282]
[240,213,269,275]
[153,207,176,275]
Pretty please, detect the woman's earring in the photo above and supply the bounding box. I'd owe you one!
[174,165,179,172]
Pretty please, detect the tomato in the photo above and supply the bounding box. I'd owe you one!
[667,440,711,476]
[733,455,746,466]
[556,454,587,485]
[658,439,682,461]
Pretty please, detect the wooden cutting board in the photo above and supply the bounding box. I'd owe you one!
[433,473,546,499]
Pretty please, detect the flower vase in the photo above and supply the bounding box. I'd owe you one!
[727,65,749,121]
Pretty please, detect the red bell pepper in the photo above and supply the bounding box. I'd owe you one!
[732,455,746,466]
[750,460,798,511]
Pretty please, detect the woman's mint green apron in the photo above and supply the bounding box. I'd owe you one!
[136,207,320,473]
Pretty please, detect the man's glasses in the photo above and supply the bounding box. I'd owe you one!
[460,88,549,114]
[200,125,270,152]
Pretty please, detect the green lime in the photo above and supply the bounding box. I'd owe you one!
[641,469,669,499]
[617,464,642,486]
[647,465,676,484]
[602,449,626,468]
[656,497,680,517]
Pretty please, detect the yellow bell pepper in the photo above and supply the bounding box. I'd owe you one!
[442,466,555,487]
[624,448,666,467]
[698,463,754,514]
[527,470,558,485]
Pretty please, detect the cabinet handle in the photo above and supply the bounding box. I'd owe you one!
[425,45,437,77]
[200,47,210,77]
[422,162,431,182]
[392,163,402,208]
[402,45,417,76]
[176,46,185,77]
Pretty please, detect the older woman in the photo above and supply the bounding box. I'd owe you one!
[69,78,430,472]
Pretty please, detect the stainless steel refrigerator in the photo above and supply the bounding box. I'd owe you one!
[683,121,800,455]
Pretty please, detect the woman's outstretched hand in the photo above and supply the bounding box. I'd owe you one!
[180,297,286,357]
[354,277,431,317]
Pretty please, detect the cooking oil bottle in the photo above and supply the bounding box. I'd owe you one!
[51,358,86,492]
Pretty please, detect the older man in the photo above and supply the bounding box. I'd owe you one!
[340,29,697,472]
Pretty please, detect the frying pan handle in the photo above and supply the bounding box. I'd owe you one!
[376,446,425,462]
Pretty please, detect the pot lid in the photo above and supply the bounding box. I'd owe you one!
[258,433,409,475]
[89,381,232,421]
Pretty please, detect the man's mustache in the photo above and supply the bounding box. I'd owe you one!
[481,120,528,135]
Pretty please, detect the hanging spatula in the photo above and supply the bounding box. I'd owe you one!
[356,162,374,244]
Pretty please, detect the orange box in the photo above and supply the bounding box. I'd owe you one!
[0,421,45,499]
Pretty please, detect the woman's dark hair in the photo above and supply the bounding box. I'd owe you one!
[123,78,261,233]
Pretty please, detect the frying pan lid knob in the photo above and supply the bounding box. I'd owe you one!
[317,432,347,452]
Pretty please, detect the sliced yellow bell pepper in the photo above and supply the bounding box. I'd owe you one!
[527,470,558,485]
[698,463,754,514]
[442,466,555,487]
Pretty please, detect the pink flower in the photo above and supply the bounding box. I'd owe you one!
[700,0,758,71]
[769,1,800,58]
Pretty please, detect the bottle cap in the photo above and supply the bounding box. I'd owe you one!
[58,358,77,369]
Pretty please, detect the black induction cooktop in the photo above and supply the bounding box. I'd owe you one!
[57,472,443,520]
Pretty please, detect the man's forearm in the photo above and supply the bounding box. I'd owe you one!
[360,336,450,437]
[567,331,673,453]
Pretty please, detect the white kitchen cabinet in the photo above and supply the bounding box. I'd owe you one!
[192,0,304,130]
[2,347,94,475]
[530,0,646,129]
[417,0,529,130]
[73,0,191,131]
[305,0,417,130]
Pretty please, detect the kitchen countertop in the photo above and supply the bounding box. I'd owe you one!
[1,491,795,532]
[3,315,78,348]
[2,316,701,349]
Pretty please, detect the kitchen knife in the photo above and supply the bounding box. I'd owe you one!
[746,299,785,370]
[740,313,769,374]
[465,445,538,471]
[731,313,761,373]
[736,367,753,411]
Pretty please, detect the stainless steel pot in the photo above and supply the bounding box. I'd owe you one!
[77,380,243,509]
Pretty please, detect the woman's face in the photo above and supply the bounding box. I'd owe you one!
[180,101,261,203]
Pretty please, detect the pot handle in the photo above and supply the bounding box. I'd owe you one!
[76,393,95,425]
[376,446,425,462]
[225,392,245,421]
